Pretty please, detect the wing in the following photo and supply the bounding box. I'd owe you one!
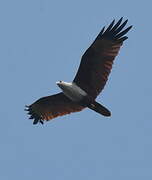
[25,93,85,124]
[73,18,132,98]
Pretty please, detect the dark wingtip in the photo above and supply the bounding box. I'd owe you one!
[124,19,128,24]
[104,19,115,33]
[102,18,132,41]
[33,118,44,125]
[33,119,39,125]
[24,105,29,111]
[25,105,44,125]
[40,120,44,125]
[117,36,128,42]
[128,25,133,29]
[110,17,124,32]
[115,25,132,39]
[94,18,132,42]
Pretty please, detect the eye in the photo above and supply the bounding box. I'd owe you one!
[59,81,62,83]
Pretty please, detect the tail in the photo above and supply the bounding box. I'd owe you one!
[87,101,111,117]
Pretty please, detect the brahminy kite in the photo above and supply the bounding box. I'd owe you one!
[25,18,132,124]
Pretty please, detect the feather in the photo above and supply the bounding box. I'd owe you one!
[73,19,132,98]
[26,93,84,124]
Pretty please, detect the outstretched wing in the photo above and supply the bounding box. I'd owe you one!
[73,18,132,98]
[25,93,85,124]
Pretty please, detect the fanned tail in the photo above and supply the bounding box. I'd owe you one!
[87,101,111,117]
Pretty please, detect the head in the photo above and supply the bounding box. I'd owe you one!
[56,80,63,86]
[56,80,66,90]
[56,81,72,91]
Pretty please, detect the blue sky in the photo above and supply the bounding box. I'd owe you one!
[0,0,151,179]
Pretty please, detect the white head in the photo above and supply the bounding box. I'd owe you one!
[56,80,63,89]
[56,81,72,90]
[56,80,63,85]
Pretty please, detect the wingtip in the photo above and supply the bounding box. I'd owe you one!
[105,19,115,32]
[124,19,128,23]
[119,17,123,22]
[111,19,115,26]
[40,120,44,125]
[119,36,128,42]
[25,104,44,125]
[121,19,128,28]
[33,119,39,124]
[24,105,29,111]
[32,118,44,125]
[110,19,115,23]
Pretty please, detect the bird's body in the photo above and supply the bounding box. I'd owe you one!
[25,18,132,124]
[56,81,111,117]
[56,81,87,102]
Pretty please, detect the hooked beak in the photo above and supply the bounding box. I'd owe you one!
[56,81,62,88]
[56,81,60,85]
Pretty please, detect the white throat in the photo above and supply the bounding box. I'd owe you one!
[56,81,87,102]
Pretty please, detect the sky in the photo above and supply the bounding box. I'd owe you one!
[0,0,152,179]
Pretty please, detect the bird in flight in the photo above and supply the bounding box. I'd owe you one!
[25,17,132,125]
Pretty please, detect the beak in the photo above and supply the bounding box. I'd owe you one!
[56,81,62,88]
[56,80,62,85]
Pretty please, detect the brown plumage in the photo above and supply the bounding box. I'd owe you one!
[26,93,84,124]
[73,18,132,98]
[25,18,132,124]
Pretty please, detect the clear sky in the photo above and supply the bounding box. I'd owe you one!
[0,0,151,179]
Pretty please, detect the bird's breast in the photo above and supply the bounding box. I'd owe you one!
[61,82,87,102]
